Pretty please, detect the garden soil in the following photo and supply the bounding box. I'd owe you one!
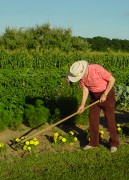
[0,110,129,160]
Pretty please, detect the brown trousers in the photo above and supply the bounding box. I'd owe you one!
[89,88,119,147]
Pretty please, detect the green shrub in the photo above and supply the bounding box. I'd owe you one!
[0,102,11,131]
[24,99,50,128]
[8,108,24,130]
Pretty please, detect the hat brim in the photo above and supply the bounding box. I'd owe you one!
[68,60,88,82]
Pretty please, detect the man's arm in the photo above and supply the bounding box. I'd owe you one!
[77,86,89,113]
[100,75,115,102]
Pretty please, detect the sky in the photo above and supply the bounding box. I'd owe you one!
[0,0,129,40]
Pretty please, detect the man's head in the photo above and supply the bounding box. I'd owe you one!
[68,60,88,82]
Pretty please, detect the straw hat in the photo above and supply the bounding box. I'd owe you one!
[68,60,88,82]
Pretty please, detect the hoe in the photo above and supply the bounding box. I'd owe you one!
[10,100,99,150]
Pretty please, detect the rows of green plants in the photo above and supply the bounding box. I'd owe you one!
[1,49,129,86]
[0,50,129,131]
[0,49,129,70]
[1,49,129,87]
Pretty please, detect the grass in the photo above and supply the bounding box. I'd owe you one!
[0,143,129,180]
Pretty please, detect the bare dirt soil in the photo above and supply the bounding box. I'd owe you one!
[0,110,129,159]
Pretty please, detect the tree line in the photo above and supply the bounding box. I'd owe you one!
[80,36,129,52]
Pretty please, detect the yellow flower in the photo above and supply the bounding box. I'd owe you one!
[99,130,104,135]
[117,124,121,127]
[54,132,59,138]
[59,136,63,140]
[28,146,31,151]
[23,145,27,151]
[34,141,39,146]
[69,131,74,135]
[117,127,122,131]
[25,141,30,145]
[33,137,37,141]
[74,137,78,141]
[21,136,25,140]
[0,143,4,148]
[15,138,21,142]
[62,138,66,142]
[30,140,34,145]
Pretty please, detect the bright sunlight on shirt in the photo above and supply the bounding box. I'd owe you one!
[80,64,112,92]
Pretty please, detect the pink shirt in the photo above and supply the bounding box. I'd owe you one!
[80,64,112,92]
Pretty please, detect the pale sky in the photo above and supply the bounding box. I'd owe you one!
[0,0,129,40]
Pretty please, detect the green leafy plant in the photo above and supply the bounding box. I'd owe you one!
[115,85,129,110]
[24,99,50,128]
[0,102,10,131]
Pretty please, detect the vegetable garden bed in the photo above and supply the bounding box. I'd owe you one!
[0,110,129,160]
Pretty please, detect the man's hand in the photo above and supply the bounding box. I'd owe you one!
[77,105,85,114]
[99,93,107,103]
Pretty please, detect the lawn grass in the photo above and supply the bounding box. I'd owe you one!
[0,143,129,180]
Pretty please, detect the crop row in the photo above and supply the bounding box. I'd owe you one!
[0,49,129,70]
